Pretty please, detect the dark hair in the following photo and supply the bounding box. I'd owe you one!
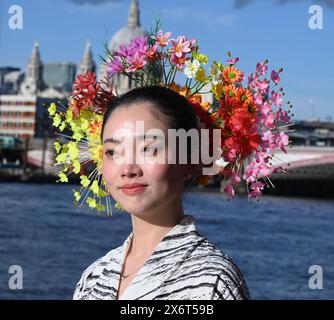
[101,85,199,139]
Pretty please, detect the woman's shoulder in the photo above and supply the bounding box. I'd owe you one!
[190,237,251,299]
[72,245,122,300]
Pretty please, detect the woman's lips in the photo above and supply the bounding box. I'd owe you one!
[120,185,147,195]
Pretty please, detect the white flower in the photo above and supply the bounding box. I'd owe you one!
[210,62,223,85]
[184,59,200,78]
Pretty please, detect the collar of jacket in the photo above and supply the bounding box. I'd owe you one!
[95,214,206,300]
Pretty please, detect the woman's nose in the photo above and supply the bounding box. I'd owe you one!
[121,163,142,178]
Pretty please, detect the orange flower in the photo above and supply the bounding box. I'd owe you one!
[197,175,210,186]
[179,85,189,97]
[236,87,254,106]
[201,101,211,112]
[88,120,102,136]
[189,93,202,105]
[210,112,220,123]
[223,84,238,99]
[167,82,180,92]
[222,66,243,84]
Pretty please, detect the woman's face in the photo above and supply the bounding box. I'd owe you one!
[102,102,188,216]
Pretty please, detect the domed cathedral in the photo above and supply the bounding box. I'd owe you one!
[99,0,146,93]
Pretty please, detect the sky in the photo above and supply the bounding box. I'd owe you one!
[0,0,334,121]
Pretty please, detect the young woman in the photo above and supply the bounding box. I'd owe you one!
[73,86,250,300]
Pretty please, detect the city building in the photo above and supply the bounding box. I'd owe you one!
[0,95,36,139]
[43,62,76,94]
[99,0,146,93]
[0,38,95,139]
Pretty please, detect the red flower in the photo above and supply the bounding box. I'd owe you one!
[71,71,100,117]
[73,71,96,92]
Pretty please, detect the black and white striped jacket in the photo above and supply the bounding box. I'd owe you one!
[73,215,250,300]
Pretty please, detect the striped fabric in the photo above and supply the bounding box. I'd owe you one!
[73,215,250,300]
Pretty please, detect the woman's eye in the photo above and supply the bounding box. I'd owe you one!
[143,146,158,154]
[105,150,116,157]
[144,146,155,152]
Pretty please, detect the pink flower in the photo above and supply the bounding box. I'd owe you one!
[261,101,272,115]
[248,181,265,199]
[272,166,284,174]
[107,58,123,77]
[224,184,235,198]
[270,91,283,106]
[276,108,291,123]
[253,79,269,94]
[275,132,289,153]
[262,130,275,143]
[231,171,241,183]
[170,53,189,69]
[227,57,239,65]
[254,92,263,106]
[248,73,258,87]
[258,165,270,177]
[271,70,281,84]
[251,181,265,193]
[151,30,171,47]
[114,44,129,58]
[125,51,147,73]
[264,112,275,129]
[132,36,149,54]
[243,161,258,184]
[256,61,268,75]
[170,35,192,58]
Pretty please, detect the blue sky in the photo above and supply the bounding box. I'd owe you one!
[1,0,334,121]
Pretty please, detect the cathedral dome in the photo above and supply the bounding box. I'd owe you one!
[99,0,145,92]
[109,0,144,52]
[109,24,145,52]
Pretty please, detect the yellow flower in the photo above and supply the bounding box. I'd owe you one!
[213,83,224,99]
[86,197,97,208]
[195,67,209,83]
[52,114,61,128]
[54,141,61,153]
[193,52,208,65]
[89,180,100,196]
[73,190,81,202]
[58,172,68,183]
[48,103,56,116]
[80,175,90,188]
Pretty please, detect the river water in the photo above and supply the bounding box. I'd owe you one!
[0,182,333,299]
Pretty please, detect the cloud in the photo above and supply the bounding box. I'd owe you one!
[65,0,121,5]
[233,0,334,9]
[234,0,254,9]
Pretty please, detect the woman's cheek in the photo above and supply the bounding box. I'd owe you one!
[102,160,115,190]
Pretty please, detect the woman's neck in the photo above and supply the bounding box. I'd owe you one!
[128,206,185,258]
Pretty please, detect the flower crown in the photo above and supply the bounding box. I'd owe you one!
[46,27,293,216]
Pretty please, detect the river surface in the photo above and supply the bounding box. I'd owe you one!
[0,183,333,299]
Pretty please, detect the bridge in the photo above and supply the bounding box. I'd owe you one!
[272,146,334,179]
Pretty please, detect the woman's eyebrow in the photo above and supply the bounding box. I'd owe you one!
[103,137,121,144]
[103,134,165,144]
[137,134,165,141]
